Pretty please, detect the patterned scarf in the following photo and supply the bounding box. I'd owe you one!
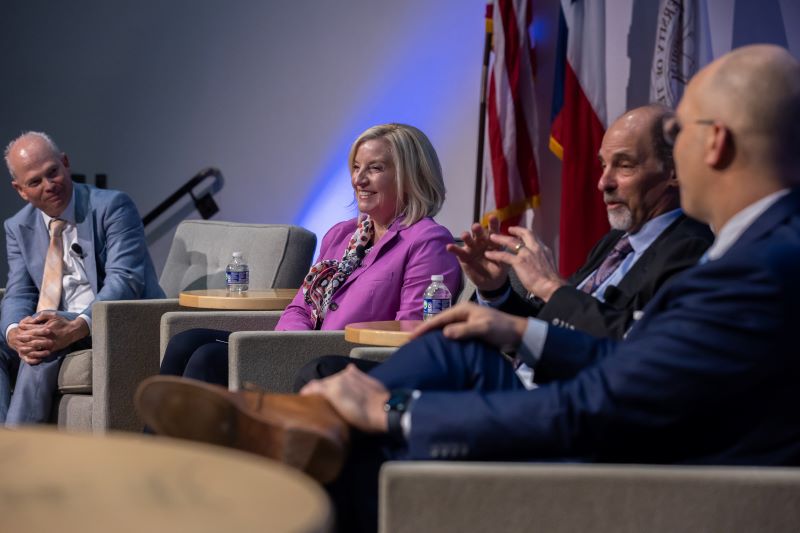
[302,216,375,329]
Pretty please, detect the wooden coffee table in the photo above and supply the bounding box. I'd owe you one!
[179,288,297,310]
[0,428,331,532]
[344,320,423,347]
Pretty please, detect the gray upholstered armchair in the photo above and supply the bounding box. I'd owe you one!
[378,463,800,532]
[55,220,316,432]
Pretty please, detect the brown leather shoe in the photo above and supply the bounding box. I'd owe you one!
[134,376,349,484]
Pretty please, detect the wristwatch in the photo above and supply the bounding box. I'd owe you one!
[384,389,415,443]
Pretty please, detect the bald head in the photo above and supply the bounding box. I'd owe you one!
[697,44,800,175]
[6,131,73,217]
[624,103,675,173]
[674,45,800,229]
[5,131,61,181]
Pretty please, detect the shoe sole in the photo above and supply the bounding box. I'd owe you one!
[135,377,345,483]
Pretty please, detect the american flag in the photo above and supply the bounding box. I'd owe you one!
[480,0,541,233]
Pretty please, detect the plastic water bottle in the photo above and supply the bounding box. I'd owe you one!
[226,252,249,293]
[422,274,451,321]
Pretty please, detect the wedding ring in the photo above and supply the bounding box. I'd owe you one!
[512,241,525,254]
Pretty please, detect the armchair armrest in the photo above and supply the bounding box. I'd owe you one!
[379,462,800,533]
[349,346,397,362]
[229,331,354,392]
[91,298,183,432]
[159,311,284,360]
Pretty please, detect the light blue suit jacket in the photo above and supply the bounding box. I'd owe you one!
[1,183,164,337]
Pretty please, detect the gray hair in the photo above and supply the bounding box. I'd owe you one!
[647,105,675,174]
[4,131,61,180]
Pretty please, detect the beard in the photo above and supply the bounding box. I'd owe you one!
[607,204,633,231]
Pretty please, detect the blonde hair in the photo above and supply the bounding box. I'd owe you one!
[348,123,446,225]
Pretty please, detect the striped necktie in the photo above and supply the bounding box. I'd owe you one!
[581,235,633,296]
[37,218,67,312]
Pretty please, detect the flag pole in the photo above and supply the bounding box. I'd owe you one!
[473,3,494,224]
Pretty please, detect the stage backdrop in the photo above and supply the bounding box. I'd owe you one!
[0,0,797,285]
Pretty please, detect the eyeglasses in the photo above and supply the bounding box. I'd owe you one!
[663,117,716,146]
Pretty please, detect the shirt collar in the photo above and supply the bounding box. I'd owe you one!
[40,188,77,229]
[627,208,683,254]
[705,189,790,261]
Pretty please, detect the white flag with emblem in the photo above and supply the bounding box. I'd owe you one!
[650,0,713,108]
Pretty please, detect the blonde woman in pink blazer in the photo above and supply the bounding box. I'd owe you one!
[157,124,461,386]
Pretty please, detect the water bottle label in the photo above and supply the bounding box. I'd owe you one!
[226,270,249,284]
[423,298,451,316]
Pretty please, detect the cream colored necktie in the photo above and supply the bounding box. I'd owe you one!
[37,218,67,312]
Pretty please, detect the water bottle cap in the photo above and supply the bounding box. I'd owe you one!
[232,252,243,258]
[430,274,444,282]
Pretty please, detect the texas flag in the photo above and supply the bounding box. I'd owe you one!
[549,0,608,277]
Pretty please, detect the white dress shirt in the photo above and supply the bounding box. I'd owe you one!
[5,190,95,338]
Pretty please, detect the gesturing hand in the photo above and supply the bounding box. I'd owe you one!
[488,226,565,301]
[447,216,509,293]
[412,302,528,351]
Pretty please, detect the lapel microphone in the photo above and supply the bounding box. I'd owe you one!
[70,243,86,258]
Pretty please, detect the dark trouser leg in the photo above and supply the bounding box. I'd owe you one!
[160,328,230,384]
[370,329,523,392]
[327,431,392,533]
[329,330,523,533]
[293,356,381,392]
[145,329,232,433]
[183,341,230,387]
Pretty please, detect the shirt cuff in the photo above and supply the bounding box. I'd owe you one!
[5,323,19,340]
[78,314,92,332]
[475,286,512,308]
[515,318,549,367]
[400,389,422,440]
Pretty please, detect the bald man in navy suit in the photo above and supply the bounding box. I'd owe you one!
[135,44,800,533]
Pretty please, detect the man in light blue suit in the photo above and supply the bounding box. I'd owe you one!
[0,131,164,425]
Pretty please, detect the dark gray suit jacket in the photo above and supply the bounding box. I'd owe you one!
[500,215,713,338]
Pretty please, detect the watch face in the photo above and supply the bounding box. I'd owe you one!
[385,389,414,413]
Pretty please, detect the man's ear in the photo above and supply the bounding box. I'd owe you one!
[12,179,28,202]
[61,153,70,169]
[704,123,733,168]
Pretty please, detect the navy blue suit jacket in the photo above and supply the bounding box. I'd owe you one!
[406,189,800,465]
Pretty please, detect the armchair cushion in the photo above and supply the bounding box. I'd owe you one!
[349,346,397,362]
[58,349,92,393]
